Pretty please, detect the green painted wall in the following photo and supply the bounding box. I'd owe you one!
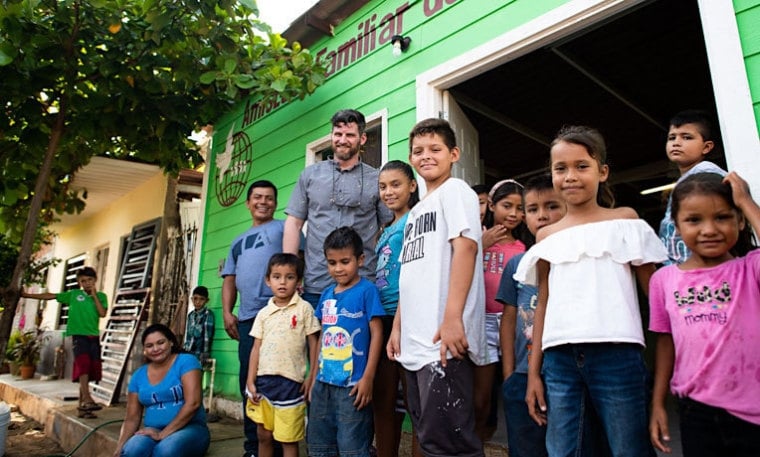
[734,0,760,130]
[200,0,760,399]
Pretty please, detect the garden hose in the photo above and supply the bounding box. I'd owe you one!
[44,418,124,457]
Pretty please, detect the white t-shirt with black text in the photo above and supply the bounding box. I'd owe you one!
[397,178,488,371]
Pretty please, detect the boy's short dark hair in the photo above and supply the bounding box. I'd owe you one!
[323,226,363,258]
[192,286,209,298]
[523,174,554,194]
[331,109,366,135]
[247,180,277,202]
[669,109,715,142]
[409,118,457,152]
[471,184,488,195]
[76,267,97,279]
[266,253,304,280]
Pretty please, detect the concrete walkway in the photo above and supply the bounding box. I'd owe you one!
[1,373,681,457]
[0,374,509,457]
[0,374,249,457]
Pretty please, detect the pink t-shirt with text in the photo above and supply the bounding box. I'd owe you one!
[649,249,760,425]
[484,240,525,314]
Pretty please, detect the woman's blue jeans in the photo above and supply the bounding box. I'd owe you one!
[120,422,210,457]
[543,343,650,457]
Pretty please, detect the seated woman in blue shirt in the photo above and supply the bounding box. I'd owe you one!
[113,324,210,457]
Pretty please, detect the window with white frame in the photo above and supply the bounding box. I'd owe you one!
[307,109,388,168]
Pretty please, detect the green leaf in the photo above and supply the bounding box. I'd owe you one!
[271,78,287,92]
[238,0,259,15]
[199,71,217,84]
[223,58,237,74]
[234,74,256,89]
[0,40,17,66]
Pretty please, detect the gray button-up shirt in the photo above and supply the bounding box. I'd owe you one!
[286,159,391,294]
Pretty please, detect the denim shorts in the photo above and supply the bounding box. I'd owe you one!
[307,381,372,457]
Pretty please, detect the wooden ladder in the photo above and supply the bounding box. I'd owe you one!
[90,288,150,406]
[117,219,161,290]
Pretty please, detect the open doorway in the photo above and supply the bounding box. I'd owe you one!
[446,0,724,227]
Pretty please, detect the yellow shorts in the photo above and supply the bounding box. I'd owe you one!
[246,396,306,443]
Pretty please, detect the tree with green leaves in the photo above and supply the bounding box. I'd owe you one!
[0,0,325,361]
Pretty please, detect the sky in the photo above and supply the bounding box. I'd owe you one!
[256,0,320,33]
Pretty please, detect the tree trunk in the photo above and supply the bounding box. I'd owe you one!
[0,110,65,364]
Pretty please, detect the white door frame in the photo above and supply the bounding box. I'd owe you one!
[416,0,760,193]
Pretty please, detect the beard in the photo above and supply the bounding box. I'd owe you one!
[332,142,361,162]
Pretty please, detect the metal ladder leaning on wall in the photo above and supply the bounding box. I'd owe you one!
[90,219,160,405]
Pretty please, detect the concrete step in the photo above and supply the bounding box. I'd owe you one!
[0,374,245,457]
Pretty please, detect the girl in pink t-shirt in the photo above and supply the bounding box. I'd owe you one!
[475,179,527,441]
[649,171,760,456]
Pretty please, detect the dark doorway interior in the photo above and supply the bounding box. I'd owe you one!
[450,0,723,226]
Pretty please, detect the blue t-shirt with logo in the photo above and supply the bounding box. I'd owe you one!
[221,220,285,321]
[315,278,385,386]
[128,353,206,428]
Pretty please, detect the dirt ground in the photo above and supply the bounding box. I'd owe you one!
[5,409,65,457]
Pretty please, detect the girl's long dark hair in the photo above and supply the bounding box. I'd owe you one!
[551,125,615,208]
[379,160,419,229]
[484,179,532,247]
[671,172,757,257]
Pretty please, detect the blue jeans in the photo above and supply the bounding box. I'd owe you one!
[543,344,650,457]
[503,372,548,457]
[301,291,321,310]
[307,381,373,457]
[120,422,209,457]
[238,318,259,454]
[678,397,760,457]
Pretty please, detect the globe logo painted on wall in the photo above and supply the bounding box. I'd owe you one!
[215,125,253,207]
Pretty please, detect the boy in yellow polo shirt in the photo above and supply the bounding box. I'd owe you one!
[246,253,321,457]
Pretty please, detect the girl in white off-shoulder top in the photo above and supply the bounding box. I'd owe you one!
[514,126,667,457]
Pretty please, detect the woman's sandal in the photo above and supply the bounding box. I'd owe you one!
[79,401,103,411]
[77,407,97,419]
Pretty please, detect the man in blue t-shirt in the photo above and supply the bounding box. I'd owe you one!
[222,180,286,457]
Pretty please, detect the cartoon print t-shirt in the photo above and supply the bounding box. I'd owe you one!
[315,278,385,387]
[375,213,409,314]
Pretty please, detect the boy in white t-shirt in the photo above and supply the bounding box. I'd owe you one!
[388,118,487,457]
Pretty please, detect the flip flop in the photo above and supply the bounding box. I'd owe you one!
[77,408,97,419]
[79,401,103,411]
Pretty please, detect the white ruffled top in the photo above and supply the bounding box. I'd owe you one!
[514,219,667,350]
